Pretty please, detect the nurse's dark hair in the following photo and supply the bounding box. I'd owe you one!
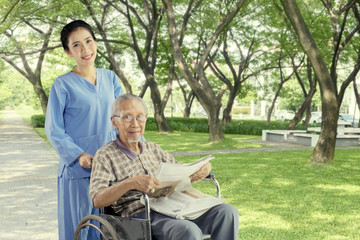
[60,20,96,51]
[112,94,148,116]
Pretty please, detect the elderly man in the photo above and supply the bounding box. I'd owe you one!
[89,94,239,240]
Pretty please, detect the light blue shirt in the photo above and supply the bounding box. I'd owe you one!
[45,69,124,179]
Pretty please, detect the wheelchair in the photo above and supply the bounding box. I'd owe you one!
[73,173,221,240]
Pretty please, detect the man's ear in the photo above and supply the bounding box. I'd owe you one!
[111,117,117,129]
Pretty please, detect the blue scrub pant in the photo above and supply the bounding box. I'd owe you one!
[58,177,99,240]
[134,203,239,240]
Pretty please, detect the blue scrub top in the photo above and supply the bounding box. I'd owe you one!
[45,68,124,179]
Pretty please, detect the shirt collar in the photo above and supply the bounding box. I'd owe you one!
[114,135,142,160]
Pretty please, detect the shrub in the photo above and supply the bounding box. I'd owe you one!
[31,114,46,128]
[223,120,305,135]
[146,117,305,135]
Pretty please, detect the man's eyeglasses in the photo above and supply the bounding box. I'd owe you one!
[113,114,147,123]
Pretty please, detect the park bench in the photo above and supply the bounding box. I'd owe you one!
[262,130,307,143]
[294,133,360,147]
[334,135,360,147]
[293,133,319,147]
[343,128,360,135]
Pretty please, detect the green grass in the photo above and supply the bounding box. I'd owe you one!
[144,131,263,152]
[34,128,51,145]
[176,149,360,240]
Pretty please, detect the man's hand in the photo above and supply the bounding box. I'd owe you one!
[78,152,94,168]
[133,175,160,194]
[190,162,212,183]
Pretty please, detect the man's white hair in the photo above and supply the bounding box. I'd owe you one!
[112,94,148,116]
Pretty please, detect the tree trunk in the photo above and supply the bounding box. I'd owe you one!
[207,106,224,141]
[353,79,360,123]
[222,106,232,124]
[154,107,171,132]
[309,105,338,163]
[148,75,171,132]
[222,84,239,124]
[267,82,283,125]
[183,92,195,118]
[302,105,312,127]
[287,87,315,130]
[281,0,338,163]
[176,72,195,118]
[33,77,48,114]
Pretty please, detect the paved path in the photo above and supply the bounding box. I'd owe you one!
[0,110,58,240]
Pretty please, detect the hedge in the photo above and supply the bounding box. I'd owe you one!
[146,117,305,135]
[31,114,46,128]
[31,114,305,135]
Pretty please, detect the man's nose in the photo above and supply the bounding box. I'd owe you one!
[130,117,140,126]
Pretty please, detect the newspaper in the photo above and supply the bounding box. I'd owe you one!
[141,155,226,220]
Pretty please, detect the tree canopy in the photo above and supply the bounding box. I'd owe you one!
[1,0,360,162]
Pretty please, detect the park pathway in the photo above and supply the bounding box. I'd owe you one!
[0,110,58,240]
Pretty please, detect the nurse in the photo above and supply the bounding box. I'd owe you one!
[45,20,124,240]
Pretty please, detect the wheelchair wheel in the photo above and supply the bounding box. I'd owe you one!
[73,214,130,240]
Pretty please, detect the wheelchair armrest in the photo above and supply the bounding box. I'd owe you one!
[206,172,215,180]
[203,172,221,198]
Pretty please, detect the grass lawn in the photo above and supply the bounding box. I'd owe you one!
[179,149,360,240]
[144,131,263,152]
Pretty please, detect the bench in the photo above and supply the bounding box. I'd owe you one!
[335,135,360,147]
[308,126,360,135]
[343,128,360,135]
[294,134,319,147]
[262,130,307,143]
[307,127,321,134]
[294,133,360,147]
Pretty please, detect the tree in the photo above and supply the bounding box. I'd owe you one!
[353,79,360,124]
[0,0,89,114]
[83,0,172,132]
[0,10,58,113]
[81,0,133,94]
[163,0,246,141]
[280,0,360,163]
[207,2,281,125]
[266,50,298,125]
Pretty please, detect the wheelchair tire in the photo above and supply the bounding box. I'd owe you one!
[73,214,130,240]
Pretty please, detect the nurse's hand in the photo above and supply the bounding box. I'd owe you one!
[78,152,94,168]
